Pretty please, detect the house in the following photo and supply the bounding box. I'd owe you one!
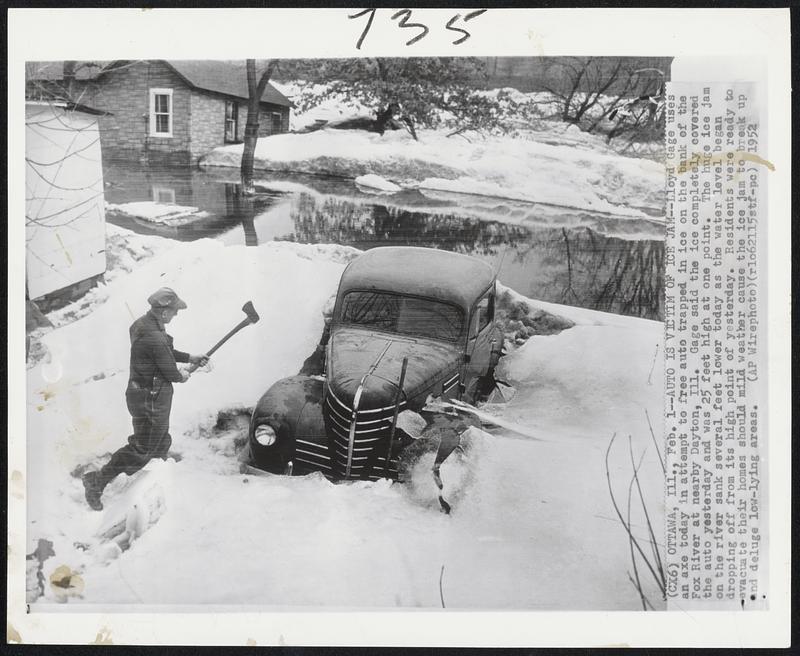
[26,60,293,164]
[25,101,108,305]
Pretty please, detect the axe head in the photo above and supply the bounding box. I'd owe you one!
[242,301,260,324]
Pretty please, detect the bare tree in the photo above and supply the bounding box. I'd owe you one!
[277,57,492,139]
[605,69,666,150]
[542,57,662,138]
[241,59,277,195]
[61,60,78,99]
[25,61,104,106]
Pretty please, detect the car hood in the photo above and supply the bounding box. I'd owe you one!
[326,326,461,411]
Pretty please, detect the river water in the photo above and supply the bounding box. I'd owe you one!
[103,161,665,321]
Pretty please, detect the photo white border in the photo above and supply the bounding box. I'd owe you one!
[7,7,791,647]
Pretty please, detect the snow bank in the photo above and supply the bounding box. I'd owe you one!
[27,237,355,567]
[498,282,663,330]
[201,128,664,219]
[27,234,663,610]
[419,176,645,217]
[374,187,664,240]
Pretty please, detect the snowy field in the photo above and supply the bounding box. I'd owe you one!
[26,225,664,610]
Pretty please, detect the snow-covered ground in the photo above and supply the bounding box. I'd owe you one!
[26,226,664,610]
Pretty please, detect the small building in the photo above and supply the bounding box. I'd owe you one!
[25,101,108,305]
[26,60,293,164]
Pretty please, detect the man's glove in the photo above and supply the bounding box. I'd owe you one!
[189,354,210,366]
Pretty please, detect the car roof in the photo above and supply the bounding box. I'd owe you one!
[338,247,495,311]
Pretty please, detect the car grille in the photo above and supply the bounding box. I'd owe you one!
[324,386,403,480]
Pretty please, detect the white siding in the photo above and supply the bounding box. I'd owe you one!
[25,103,107,299]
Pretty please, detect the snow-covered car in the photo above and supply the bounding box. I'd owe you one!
[247,247,503,482]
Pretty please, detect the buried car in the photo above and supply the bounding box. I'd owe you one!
[247,246,503,486]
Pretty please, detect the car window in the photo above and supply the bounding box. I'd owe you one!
[340,291,463,342]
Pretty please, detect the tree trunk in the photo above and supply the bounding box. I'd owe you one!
[240,101,259,194]
[63,60,77,102]
[241,59,276,195]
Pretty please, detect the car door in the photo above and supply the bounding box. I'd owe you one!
[461,287,499,399]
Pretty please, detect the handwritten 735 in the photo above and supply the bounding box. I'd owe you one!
[349,9,488,49]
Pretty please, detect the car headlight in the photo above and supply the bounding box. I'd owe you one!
[254,424,277,446]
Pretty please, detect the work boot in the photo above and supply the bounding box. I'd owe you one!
[166,450,183,462]
[82,471,105,511]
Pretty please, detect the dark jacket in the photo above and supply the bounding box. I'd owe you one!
[128,311,190,389]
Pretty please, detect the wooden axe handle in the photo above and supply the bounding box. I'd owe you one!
[205,317,252,357]
[186,317,254,373]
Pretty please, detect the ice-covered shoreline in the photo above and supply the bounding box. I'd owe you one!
[200,127,665,220]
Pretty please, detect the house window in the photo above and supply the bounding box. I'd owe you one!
[270,111,283,134]
[152,186,176,204]
[149,88,173,137]
[225,101,239,142]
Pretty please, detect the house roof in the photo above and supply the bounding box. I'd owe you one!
[164,61,292,107]
[27,60,292,108]
[338,247,496,312]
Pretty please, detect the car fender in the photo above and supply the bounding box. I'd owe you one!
[249,375,327,473]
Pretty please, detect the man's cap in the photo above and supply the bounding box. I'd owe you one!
[147,287,187,310]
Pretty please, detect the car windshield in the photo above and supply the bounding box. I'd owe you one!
[340,291,464,342]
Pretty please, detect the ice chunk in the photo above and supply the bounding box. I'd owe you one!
[396,409,427,438]
[355,174,401,193]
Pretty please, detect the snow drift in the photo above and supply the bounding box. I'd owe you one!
[27,227,664,610]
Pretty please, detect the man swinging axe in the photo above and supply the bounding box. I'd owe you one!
[82,288,209,511]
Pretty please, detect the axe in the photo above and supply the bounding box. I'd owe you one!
[187,301,260,373]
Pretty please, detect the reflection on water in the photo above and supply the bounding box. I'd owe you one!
[103,161,664,320]
[278,197,664,321]
[103,161,284,242]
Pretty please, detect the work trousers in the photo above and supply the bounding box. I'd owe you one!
[99,381,174,485]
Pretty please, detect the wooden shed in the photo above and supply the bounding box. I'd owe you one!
[25,101,108,303]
